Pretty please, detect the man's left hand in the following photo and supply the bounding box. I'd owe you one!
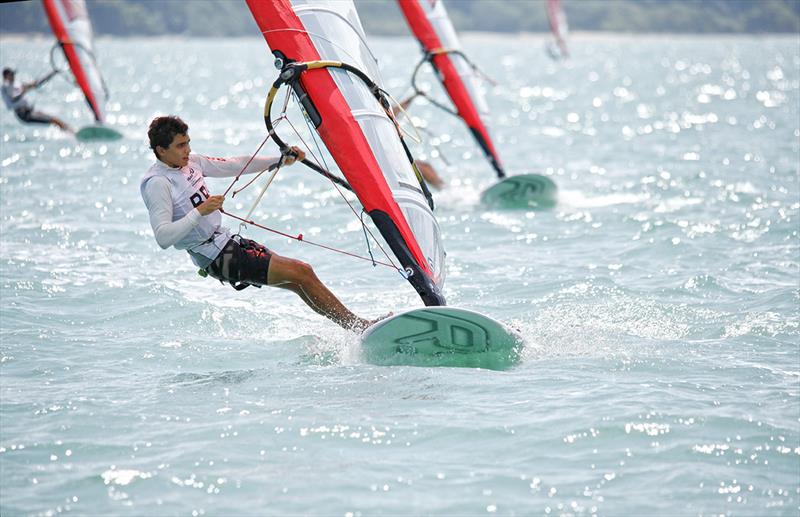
[283,146,306,166]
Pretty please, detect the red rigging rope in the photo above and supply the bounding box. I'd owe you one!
[215,88,403,275]
[220,208,400,271]
[221,129,275,198]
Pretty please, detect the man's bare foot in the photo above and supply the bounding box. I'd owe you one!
[351,312,393,333]
[373,312,393,324]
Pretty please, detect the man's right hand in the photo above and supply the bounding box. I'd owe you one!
[197,195,225,216]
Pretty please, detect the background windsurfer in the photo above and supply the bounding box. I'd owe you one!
[2,68,71,132]
[141,116,379,332]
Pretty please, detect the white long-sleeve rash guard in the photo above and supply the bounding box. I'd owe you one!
[141,154,281,254]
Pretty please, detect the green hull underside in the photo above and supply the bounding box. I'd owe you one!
[76,125,123,141]
[481,174,558,209]
[361,307,523,370]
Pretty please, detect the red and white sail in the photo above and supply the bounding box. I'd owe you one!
[397,0,505,178]
[546,0,570,59]
[42,0,107,122]
[246,0,446,306]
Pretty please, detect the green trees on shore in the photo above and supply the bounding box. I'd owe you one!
[2,0,798,36]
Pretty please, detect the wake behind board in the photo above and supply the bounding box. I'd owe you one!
[76,125,122,142]
[361,307,523,370]
[480,174,557,210]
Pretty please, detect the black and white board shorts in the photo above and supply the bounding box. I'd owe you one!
[205,237,272,290]
[15,107,52,124]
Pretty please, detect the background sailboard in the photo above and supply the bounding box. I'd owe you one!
[43,0,122,140]
[397,0,557,209]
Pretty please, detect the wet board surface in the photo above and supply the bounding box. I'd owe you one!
[480,174,557,209]
[361,307,523,370]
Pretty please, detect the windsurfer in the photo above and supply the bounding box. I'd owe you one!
[2,68,71,132]
[141,115,379,332]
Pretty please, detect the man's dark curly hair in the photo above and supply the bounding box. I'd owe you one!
[148,116,188,158]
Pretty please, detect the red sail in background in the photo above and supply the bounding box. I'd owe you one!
[397,0,505,178]
[546,0,570,58]
[42,0,106,122]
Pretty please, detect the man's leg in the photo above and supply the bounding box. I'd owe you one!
[49,116,73,133]
[266,254,372,331]
[20,108,73,133]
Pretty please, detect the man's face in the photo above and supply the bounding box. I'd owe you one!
[157,133,191,168]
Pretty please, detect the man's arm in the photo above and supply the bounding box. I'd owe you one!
[142,176,203,249]
[15,82,39,100]
[195,146,305,178]
[195,154,282,178]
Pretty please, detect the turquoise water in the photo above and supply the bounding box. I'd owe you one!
[1,33,798,515]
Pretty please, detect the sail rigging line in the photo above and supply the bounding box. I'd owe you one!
[218,144,402,275]
[382,88,423,145]
[220,207,401,272]
[282,113,353,193]
[220,132,275,198]
[286,87,397,272]
[265,59,434,210]
[221,87,293,200]
[408,47,496,119]
[359,209,378,267]
[243,161,283,222]
[216,65,403,276]
[216,136,393,271]
[425,48,498,86]
[290,87,336,182]
[287,89,402,272]
[262,58,425,274]
[48,40,110,99]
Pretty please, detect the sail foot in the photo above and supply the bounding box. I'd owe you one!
[370,210,445,307]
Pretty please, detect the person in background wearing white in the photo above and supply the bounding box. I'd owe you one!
[1,68,71,132]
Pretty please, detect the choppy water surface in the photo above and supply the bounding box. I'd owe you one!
[1,34,798,516]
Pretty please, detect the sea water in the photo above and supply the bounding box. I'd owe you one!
[0,34,798,516]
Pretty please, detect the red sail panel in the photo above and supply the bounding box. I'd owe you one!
[397,0,504,177]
